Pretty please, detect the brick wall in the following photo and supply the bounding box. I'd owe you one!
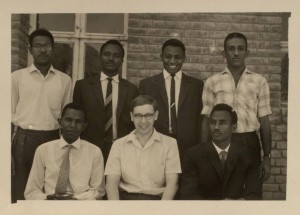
[127,13,287,200]
[10,13,288,200]
[11,14,30,72]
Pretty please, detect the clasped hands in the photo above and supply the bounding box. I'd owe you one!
[46,193,77,200]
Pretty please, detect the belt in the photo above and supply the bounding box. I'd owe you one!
[120,191,161,200]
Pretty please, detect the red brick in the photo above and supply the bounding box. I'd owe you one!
[269,82,281,90]
[147,29,161,36]
[189,30,209,38]
[281,167,287,175]
[253,24,265,32]
[190,55,202,63]
[215,23,230,31]
[279,184,286,192]
[281,108,287,117]
[153,20,166,28]
[161,29,185,37]
[263,184,279,192]
[145,45,160,53]
[128,44,145,52]
[275,158,287,167]
[271,150,281,159]
[160,13,186,20]
[128,36,140,43]
[271,167,280,174]
[127,61,145,69]
[241,24,253,31]
[262,192,273,200]
[257,33,281,41]
[145,62,162,69]
[258,16,282,24]
[269,116,281,124]
[276,141,287,149]
[230,23,241,31]
[128,27,147,35]
[140,37,153,44]
[276,125,287,133]
[275,176,286,183]
[272,192,286,200]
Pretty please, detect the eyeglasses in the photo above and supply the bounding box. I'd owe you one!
[32,43,53,51]
[133,113,155,121]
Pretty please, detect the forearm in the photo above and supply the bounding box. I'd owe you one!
[259,115,272,155]
[161,183,178,200]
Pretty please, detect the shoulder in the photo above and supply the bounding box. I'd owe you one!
[11,67,29,79]
[36,139,59,153]
[183,73,204,87]
[53,69,71,81]
[140,73,162,84]
[80,139,103,155]
[120,78,138,89]
[159,132,177,144]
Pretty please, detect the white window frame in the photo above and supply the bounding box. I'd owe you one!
[28,13,128,86]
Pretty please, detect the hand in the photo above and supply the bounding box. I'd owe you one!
[11,157,16,176]
[259,156,271,181]
[46,194,77,200]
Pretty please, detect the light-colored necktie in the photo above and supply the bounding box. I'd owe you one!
[104,77,113,142]
[219,150,227,169]
[170,73,177,134]
[55,144,73,195]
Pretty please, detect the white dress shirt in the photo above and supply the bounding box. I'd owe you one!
[24,137,106,200]
[163,69,182,133]
[11,64,72,130]
[100,72,119,140]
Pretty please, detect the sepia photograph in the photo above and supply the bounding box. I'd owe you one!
[1,0,300,215]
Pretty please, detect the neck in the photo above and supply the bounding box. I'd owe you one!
[62,135,78,144]
[227,65,246,76]
[34,63,51,77]
[103,71,118,77]
[136,129,154,147]
[214,140,230,150]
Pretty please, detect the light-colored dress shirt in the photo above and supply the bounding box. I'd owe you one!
[163,69,182,133]
[212,141,230,158]
[202,67,272,133]
[11,64,72,130]
[24,137,106,200]
[100,72,119,140]
[105,129,182,196]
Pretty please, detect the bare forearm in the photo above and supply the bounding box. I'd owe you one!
[106,182,120,200]
[200,115,211,143]
[161,184,178,200]
[259,116,272,155]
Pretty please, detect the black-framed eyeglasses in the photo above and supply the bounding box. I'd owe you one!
[133,113,155,121]
[31,43,53,51]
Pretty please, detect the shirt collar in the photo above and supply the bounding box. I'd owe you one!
[126,129,161,144]
[59,137,81,149]
[163,69,182,80]
[222,66,252,75]
[100,72,119,83]
[212,141,230,154]
[29,64,56,75]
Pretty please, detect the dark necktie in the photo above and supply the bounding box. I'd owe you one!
[104,77,113,142]
[219,150,227,169]
[55,145,73,195]
[170,74,177,134]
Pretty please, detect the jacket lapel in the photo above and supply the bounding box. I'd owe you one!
[155,73,168,109]
[223,142,240,188]
[90,76,105,108]
[206,141,224,181]
[117,78,127,121]
[178,73,191,113]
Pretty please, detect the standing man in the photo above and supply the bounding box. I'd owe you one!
[180,104,261,200]
[105,95,181,200]
[201,32,272,197]
[11,28,72,202]
[25,103,105,200]
[139,39,204,161]
[73,40,139,163]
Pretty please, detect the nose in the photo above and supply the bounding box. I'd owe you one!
[214,122,220,130]
[170,57,176,64]
[140,116,147,122]
[70,120,76,127]
[234,49,239,55]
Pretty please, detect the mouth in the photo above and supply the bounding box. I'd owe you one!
[169,65,177,70]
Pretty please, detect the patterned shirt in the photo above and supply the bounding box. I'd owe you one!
[202,67,271,133]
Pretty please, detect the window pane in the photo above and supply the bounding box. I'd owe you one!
[86,14,124,34]
[84,43,102,78]
[52,43,74,77]
[37,14,75,32]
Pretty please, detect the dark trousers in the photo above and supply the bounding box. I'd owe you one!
[11,127,59,203]
[231,131,263,199]
[119,191,161,200]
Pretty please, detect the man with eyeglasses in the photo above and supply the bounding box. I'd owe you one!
[105,95,181,200]
[11,28,72,202]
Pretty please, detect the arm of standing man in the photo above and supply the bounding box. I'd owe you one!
[259,115,272,181]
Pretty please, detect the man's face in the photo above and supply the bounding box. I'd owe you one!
[161,46,186,74]
[209,110,236,146]
[60,108,87,144]
[29,36,53,67]
[100,44,123,77]
[223,37,249,69]
[130,104,158,136]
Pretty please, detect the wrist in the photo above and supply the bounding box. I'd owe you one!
[263,153,271,159]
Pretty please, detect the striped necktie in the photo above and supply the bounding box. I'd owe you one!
[219,150,227,169]
[55,144,73,195]
[170,73,177,134]
[104,77,113,142]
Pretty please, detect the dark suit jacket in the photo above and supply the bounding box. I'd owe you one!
[73,74,138,162]
[139,72,203,160]
[180,140,261,200]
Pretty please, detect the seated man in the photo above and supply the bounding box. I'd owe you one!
[105,95,181,200]
[180,104,261,200]
[24,103,105,200]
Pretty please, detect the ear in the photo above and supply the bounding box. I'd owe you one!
[154,111,159,120]
[82,122,88,132]
[231,123,237,132]
[130,112,134,122]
